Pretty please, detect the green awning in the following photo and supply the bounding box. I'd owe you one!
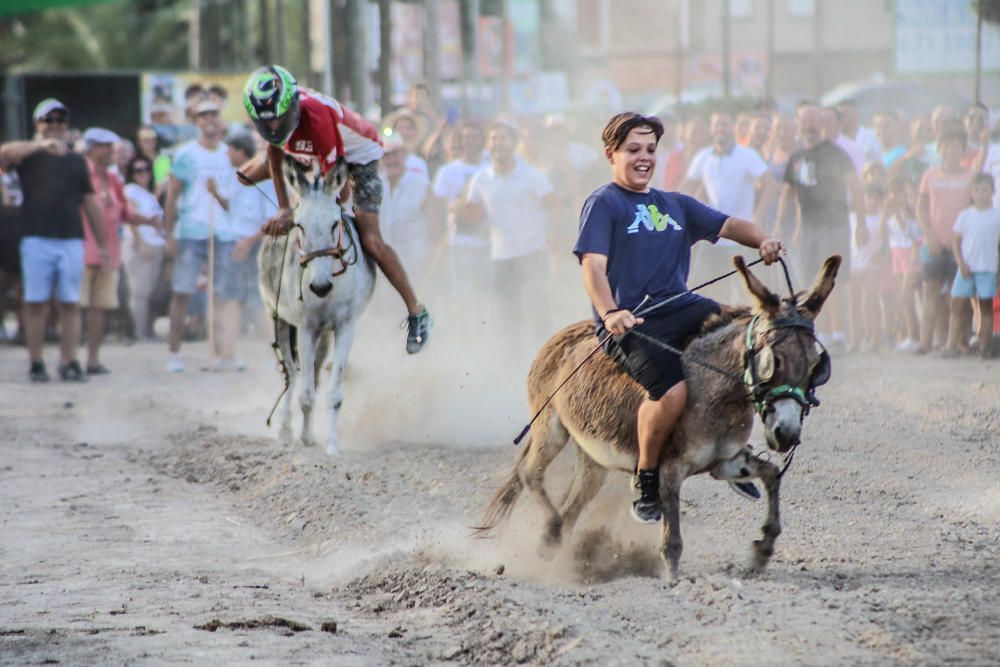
[0,0,117,17]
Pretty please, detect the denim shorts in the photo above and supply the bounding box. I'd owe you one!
[951,271,998,300]
[225,241,262,306]
[171,238,235,297]
[20,236,84,304]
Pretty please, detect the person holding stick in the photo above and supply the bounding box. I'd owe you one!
[163,100,236,373]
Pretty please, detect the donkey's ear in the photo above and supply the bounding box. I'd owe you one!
[283,154,307,191]
[323,159,349,197]
[734,255,780,315]
[799,255,842,319]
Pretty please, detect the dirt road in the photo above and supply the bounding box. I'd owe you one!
[2,330,999,665]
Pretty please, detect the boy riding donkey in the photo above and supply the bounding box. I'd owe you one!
[575,112,784,523]
[238,65,431,352]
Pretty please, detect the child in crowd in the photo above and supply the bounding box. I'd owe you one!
[945,173,1000,357]
[883,175,922,351]
[849,183,887,351]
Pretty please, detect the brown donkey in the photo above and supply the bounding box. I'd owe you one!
[478,255,841,579]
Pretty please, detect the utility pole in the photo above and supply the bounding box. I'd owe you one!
[345,0,371,110]
[675,0,689,102]
[721,0,731,98]
[423,0,443,112]
[765,0,774,100]
[459,0,480,114]
[274,0,287,66]
[378,0,393,114]
[500,0,511,111]
[301,0,313,86]
[975,0,983,103]
[189,0,202,70]
[812,0,823,98]
[259,0,271,64]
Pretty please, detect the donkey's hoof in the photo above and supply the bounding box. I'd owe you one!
[301,434,317,448]
[278,425,294,444]
[750,540,773,572]
[325,440,341,457]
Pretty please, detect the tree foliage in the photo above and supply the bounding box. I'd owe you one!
[976,0,1000,25]
[0,0,190,72]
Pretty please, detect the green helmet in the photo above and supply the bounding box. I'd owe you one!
[243,65,300,145]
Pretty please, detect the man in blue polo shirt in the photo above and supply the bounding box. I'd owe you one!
[574,112,783,524]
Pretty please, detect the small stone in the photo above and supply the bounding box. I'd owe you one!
[320,620,337,634]
[495,564,505,576]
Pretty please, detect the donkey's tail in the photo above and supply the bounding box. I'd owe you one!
[471,433,531,537]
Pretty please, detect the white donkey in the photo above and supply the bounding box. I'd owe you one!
[259,157,375,455]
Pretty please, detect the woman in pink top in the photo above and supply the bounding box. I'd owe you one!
[916,125,973,354]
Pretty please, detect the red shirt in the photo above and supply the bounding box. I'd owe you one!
[81,159,134,269]
[282,90,383,173]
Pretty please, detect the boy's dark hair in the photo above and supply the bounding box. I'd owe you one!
[208,84,228,100]
[487,121,519,143]
[184,83,205,101]
[972,172,995,190]
[601,112,664,151]
[937,122,967,148]
[227,133,257,158]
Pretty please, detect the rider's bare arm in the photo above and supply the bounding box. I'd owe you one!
[236,153,272,185]
[267,144,291,210]
[581,253,644,335]
[719,217,784,264]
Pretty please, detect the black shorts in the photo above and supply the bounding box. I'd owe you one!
[603,297,721,401]
[920,245,957,284]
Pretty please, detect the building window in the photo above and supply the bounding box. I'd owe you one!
[788,0,815,17]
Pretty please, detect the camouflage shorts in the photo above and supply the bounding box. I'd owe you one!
[349,160,382,214]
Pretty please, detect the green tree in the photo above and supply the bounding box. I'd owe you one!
[0,0,190,72]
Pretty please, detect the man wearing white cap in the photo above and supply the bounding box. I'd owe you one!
[0,98,110,383]
[80,127,156,375]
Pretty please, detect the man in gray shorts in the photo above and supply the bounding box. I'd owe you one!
[776,104,866,348]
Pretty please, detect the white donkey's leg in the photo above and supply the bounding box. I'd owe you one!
[276,320,297,444]
[324,321,358,456]
[297,326,319,447]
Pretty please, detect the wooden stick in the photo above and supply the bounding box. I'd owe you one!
[206,194,216,369]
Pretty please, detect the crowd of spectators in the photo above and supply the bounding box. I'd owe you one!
[1,80,999,383]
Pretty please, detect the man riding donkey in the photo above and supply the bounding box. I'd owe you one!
[575,112,784,523]
[238,65,431,352]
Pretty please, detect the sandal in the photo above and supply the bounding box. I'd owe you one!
[86,363,111,375]
[58,360,89,383]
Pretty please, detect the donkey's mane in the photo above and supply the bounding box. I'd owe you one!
[700,305,752,335]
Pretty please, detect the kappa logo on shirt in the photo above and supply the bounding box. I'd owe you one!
[627,204,682,234]
[293,140,314,153]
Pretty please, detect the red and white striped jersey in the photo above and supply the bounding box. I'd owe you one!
[282,89,383,173]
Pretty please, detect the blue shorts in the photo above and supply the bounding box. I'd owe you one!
[951,271,998,299]
[171,238,235,298]
[224,241,262,306]
[20,236,84,304]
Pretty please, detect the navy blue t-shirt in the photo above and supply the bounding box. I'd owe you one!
[574,183,728,319]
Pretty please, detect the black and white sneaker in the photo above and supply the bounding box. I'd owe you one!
[29,360,50,383]
[404,305,431,354]
[728,480,761,501]
[58,360,88,383]
[631,469,662,524]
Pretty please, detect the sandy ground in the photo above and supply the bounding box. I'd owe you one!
[2,298,1000,666]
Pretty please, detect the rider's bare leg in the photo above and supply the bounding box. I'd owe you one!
[637,380,687,470]
[354,210,420,315]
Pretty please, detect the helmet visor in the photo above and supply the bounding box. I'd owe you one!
[252,95,300,146]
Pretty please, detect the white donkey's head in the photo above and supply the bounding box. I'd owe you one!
[284,156,350,298]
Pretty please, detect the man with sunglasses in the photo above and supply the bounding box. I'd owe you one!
[0,98,110,382]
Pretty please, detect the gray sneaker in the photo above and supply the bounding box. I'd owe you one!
[405,306,431,354]
[728,480,761,501]
[630,469,662,524]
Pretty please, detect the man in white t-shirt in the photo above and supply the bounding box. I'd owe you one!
[431,121,488,331]
[682,112,774,300]
[379,135,429,278]
[205,133,277,356]
[462,121,557,344]
[163,100,236,372]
